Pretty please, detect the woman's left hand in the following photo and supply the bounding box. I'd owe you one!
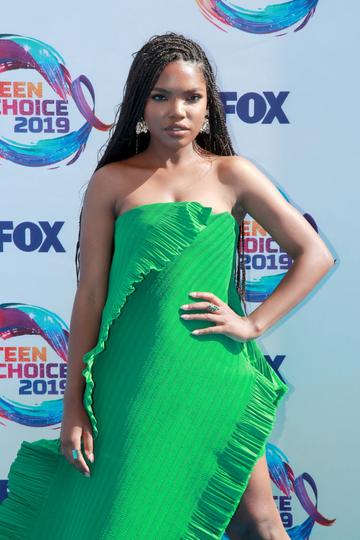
[179,291,260,342]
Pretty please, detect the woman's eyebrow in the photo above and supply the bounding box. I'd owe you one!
[151,87,203,93]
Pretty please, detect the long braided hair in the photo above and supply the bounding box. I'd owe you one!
[75,31,247,315]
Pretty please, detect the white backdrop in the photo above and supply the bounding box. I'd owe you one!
[0,1,358,538]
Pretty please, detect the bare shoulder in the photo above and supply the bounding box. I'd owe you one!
[90,160,130,184]
[217,154,284,208]
[87,160,134,209]
[217,155,259,196]
[216,155,256,220]
[87,162,120,191]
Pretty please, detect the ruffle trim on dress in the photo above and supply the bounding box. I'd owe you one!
[81,202,213,440]
[182,341,288,540]
[0,438,61,539]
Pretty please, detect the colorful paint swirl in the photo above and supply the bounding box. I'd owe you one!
[0,34,112,166]
[195,0,319,34]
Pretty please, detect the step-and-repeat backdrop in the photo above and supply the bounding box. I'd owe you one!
[1,1,357,538]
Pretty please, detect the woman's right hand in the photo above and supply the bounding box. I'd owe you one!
[60,395,94,476]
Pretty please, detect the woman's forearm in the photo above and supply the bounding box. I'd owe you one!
[63,288,105,406]
[248,250,335,336]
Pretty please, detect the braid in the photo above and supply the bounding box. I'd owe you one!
[236,220,248,316]
[75,31,247,314]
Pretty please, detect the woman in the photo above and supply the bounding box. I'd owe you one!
[0,32,334,540]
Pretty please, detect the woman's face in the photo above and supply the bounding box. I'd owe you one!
[143,60,208,148]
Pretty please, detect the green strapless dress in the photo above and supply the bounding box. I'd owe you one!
[0,201,288,540]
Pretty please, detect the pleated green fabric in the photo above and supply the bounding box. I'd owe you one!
[0,201,288,539]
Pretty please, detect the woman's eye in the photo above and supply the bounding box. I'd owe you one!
[151,94,202,102]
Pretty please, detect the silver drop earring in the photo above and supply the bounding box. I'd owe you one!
[135,117,149,153]
[135,117,149,134]
[199,113,210,134]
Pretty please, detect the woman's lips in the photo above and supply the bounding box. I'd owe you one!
[165,127,190,137]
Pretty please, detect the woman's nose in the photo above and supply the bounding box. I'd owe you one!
[168,100,186,117]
